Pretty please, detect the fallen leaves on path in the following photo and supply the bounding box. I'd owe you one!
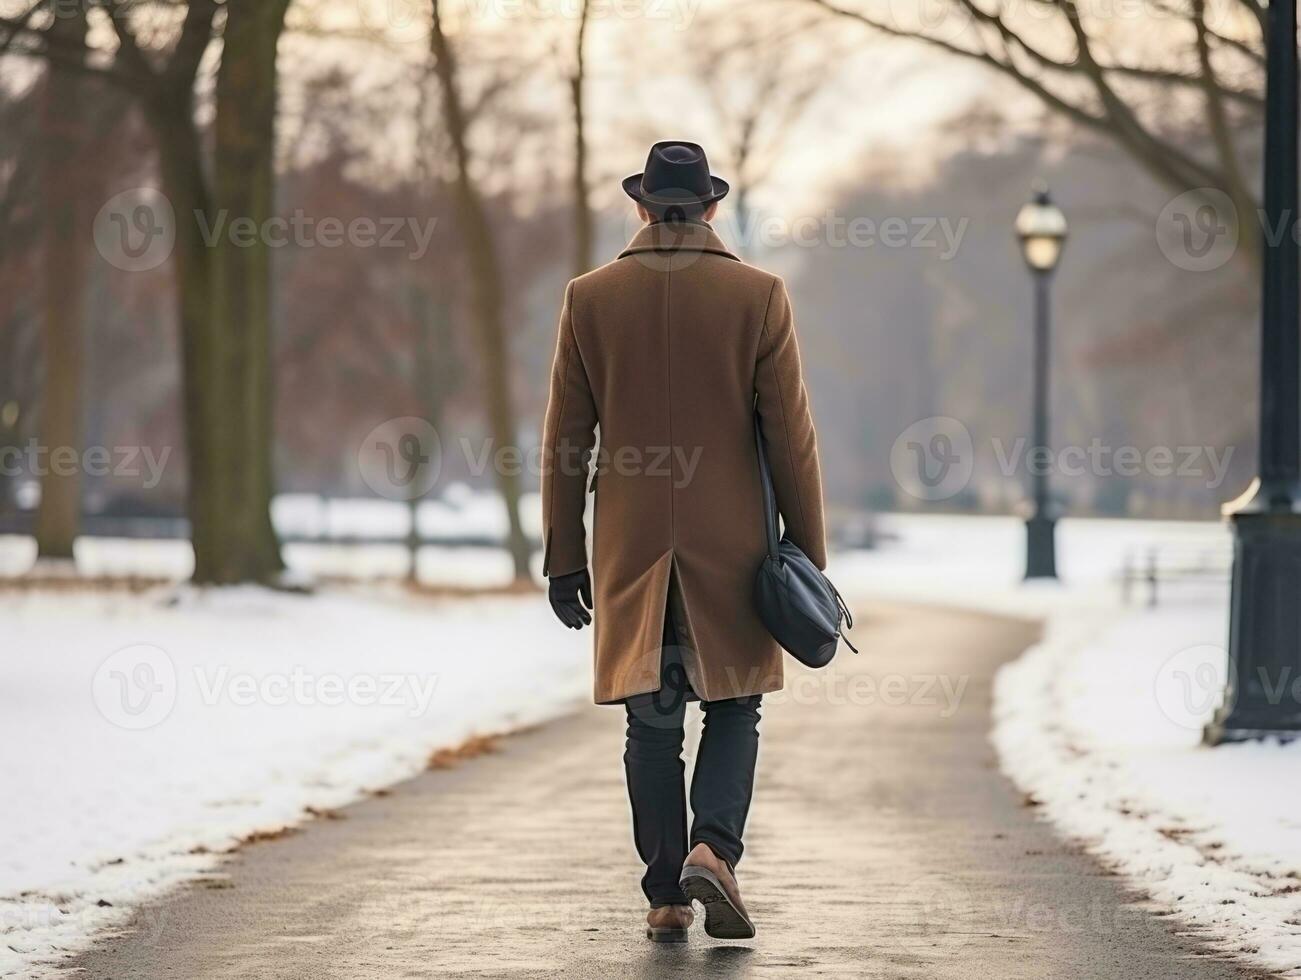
[427,733,502,770]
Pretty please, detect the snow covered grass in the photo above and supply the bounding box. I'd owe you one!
[0,583,586,978]
[0,486,545,586]
[830,511,1229,618]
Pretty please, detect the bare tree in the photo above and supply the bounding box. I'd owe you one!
[402,75,467,585]
[429,0,532,582]
[570,0,594,278]
[34,7,90,562]
[682,8,833,252]
[795,0,1265,265]
[3,0,291,583]
[209,0,292,582]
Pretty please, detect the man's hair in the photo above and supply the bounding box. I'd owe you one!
[644,201,708,224]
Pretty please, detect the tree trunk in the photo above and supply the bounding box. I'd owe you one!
[430,0,532,582]
[571,0,594,279]
[404,284,447,586]
[732,184,751,259]
[30,0,285,584]
[35,12,89,562]
[147,94,224,581]
[140,0,290,587]
[202,0,290,584]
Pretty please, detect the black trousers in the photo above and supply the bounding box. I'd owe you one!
[623,609,763,907]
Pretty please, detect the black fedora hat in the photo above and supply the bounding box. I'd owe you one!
[623,140,729,212]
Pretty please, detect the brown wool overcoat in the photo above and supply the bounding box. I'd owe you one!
[541,221,826,705]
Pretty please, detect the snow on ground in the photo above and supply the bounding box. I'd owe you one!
[993,596,1301,977]
[872,514,1301,976]
[839,514,1301,976]
[0,507,1266,977]
[830,511,1228,618]
[0,584,587,978]
[0,486,545,586]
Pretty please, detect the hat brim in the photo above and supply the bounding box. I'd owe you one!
[622,173,730,208]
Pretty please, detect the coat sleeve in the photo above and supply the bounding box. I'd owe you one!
[753,277,828,570]
[541,280,598,577]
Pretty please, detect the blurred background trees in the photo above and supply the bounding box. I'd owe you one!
[796,0,1265,266]
[0,0,1268,584]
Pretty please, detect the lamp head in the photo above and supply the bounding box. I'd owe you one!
[1015,184,1067,272]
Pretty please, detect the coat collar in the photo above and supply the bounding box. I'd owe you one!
[617,221,739,261]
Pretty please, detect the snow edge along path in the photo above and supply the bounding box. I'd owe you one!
[991,604,1301,978]
[0,586,588,980]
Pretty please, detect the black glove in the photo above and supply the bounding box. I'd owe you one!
[548,568,593,630]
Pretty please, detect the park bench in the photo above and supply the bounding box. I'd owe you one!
[1119,543,1232,608]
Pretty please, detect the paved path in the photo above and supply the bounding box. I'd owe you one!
[67,603,1269,979]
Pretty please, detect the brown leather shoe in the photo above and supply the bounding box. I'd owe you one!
[679,842,755,939]
[646,904,693,943]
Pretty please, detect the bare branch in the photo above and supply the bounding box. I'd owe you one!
[1056,0,1226,190]
[797,0,1255,203]
[99,0,158,80]
[1191,0,1259,234]
[163,0,219,87]
[794,0,1107,131]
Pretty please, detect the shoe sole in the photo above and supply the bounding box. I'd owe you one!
[645,925,689,944]
[680,865,756,940]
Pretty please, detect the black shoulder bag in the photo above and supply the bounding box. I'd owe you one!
[752,412,857,668]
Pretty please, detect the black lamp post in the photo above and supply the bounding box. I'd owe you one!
[1204,0,1301,744]
[1015,186,1067,580]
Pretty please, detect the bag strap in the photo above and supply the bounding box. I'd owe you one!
[753,407,780,560]
[830,580,859,654]
[755,405,858,655]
